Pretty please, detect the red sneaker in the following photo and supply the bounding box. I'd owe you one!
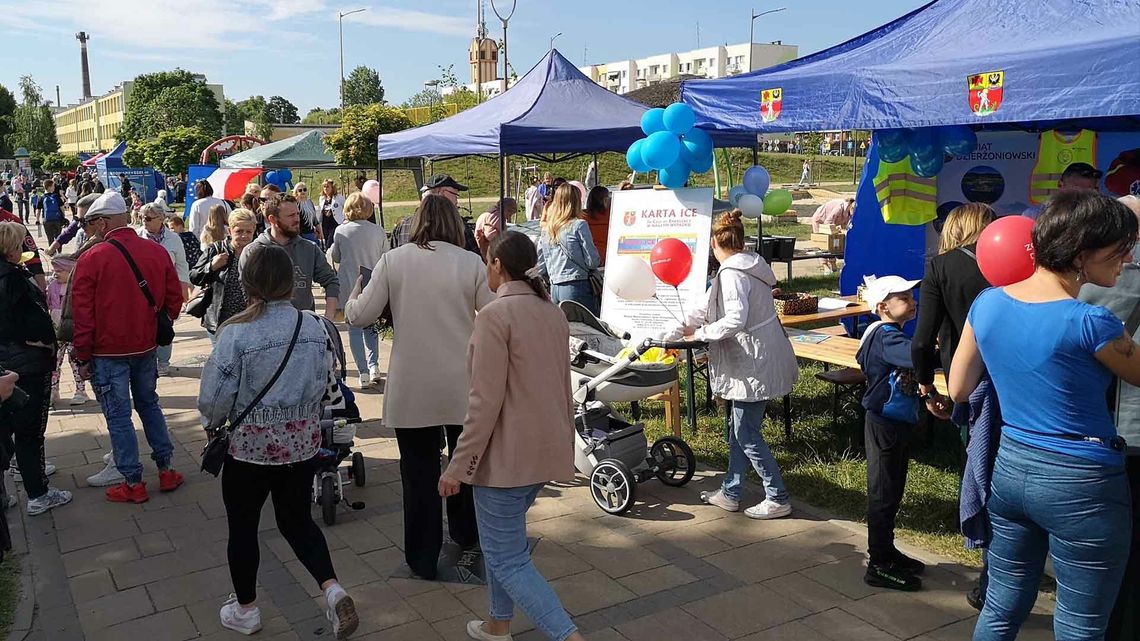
[106,482,149,504]
[158,469,184,493]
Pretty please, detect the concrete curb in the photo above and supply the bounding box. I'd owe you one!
[4,483,35,641]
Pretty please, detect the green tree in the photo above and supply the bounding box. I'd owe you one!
[123,126,213,175]
[266,96,299,124]
[0,83,16,157]
[223,99,246,135]
[236,96,273,139]
[6,76,58,155]
[802,132,825,156]
[39,152,81,171]
[324,104,413,167]
[400,89,442,109]
[302,108,341,125]
[121,69,222,142]
[343,66,385,106]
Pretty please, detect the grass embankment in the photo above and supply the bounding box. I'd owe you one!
[0,554,20,637]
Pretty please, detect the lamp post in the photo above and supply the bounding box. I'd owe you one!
[338,7,367,110]
[424,80,439,122]
[550,32,562,52]
[748,7,786,73]
[490,0,517,94]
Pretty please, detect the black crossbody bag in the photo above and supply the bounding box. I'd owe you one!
[200,311,303,476]
[107,239,175,346]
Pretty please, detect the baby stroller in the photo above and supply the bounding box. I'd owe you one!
[310,315,369,526]
[563,302,699,515]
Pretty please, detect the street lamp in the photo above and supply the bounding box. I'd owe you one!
[490,0,517,94]
[424,80,439,122]
[338,7,367,110]
[550,32,562,51]
[748,7,786,73]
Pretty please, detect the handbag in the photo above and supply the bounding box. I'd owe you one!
[555,240,603,298]
[107,239,175,346]
[186,243,229,319]
[200,311,304,476]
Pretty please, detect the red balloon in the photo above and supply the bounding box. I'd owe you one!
[650,238,694,287]
[976,215,1036,286]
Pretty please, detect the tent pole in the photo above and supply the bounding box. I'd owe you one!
[498,152,506,231]
[377,159,385,229]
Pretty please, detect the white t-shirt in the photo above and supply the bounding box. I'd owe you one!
[524,185,543,221]
[188,196,228,236]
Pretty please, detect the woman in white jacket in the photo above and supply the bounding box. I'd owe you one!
[673,210,798,519]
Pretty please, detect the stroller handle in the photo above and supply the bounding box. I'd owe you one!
[644,339,707,351]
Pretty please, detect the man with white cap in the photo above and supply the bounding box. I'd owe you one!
[71,191,185,504]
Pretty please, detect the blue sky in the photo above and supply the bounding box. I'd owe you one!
[0,0,928,115]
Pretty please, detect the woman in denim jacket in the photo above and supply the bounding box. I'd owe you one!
[536,183,601,314]
[198,244,358,639]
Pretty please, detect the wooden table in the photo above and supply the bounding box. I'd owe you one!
[779,295,871,329]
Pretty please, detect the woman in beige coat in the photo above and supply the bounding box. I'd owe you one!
[345,195,494,580]
[439,232,585,641]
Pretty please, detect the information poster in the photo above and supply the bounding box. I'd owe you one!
[601,187,713,335]
[936,131,1038,219]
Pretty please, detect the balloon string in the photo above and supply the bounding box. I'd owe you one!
[674,286,687,322]
[654,296,684,324]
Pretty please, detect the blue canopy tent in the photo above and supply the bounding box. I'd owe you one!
[98,141,166,203]
[679,0,1140,308]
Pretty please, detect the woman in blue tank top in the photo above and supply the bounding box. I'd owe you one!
[950,191,1138,641]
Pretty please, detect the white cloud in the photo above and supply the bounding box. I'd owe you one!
[345,6,471,37]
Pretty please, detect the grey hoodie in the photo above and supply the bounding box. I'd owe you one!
[1079,262,1140,455]
[242,231,340,312]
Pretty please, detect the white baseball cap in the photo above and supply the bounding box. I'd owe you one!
[864,275,920,310]
[84,191,127,219]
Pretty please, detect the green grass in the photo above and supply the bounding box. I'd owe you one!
[0,554,20,637]
[756,221,811,240]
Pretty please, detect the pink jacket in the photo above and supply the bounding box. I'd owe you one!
[444,280,575,488]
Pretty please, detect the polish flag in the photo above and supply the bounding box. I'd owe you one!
[206,168,263,200]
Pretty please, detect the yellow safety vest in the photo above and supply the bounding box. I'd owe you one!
[874,158,937,226]
[1029,130,1097,205]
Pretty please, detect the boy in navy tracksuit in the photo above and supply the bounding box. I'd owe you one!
[855,276,949,591]
[41,179,65,244]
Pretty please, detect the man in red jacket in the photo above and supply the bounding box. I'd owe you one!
[72,192,184,503]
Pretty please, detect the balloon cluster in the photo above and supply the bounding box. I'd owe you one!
[362,180,380,205]
[725,165,793,219]
[626,103,714,189]
[606,238,695,301]
[264,168,293,190]
[875,125,979,178]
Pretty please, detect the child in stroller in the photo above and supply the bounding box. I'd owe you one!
[310,314,369,525]
[562,301,699,514]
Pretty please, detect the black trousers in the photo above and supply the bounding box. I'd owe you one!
[1107,455,1140,641]
[395,425,478,580]
[0,373,50,499]
[44,220,62,245]
[222,455,336,605]
[865,412,914,565]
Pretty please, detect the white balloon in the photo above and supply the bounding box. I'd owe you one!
[737,193,764,218]
[605,256,657,301]
[728,185,748,206]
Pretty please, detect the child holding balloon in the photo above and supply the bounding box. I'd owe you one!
[669,211,799,519]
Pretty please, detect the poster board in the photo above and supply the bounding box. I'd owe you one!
[600,187,713,335]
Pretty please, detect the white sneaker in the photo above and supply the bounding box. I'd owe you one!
[356,375,373,391]
[325,584,358,639]
[27,488,73,516]
[12,462,56,482]
[745,498,793,520]
[369,368,382,383]
[102,451,113,465]
[466,620,513,641]
[69,390,89,406]
[700,489,740,512]
[157,364,170,377]
[219,594,262,636]
[87,461,125,487]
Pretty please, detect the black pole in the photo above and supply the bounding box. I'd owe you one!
[376,160,385,229]
[498,152,506,232]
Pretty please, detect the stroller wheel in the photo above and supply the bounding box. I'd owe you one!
[590,459,637,515]
[352,452,366,487]
[651,436,696,487]
[320,475,337,526]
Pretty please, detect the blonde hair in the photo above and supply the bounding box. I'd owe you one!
[228,207,257,228]
[0,221,24,256]
[938,203,996,254]
[541,183,583,241]
[166,216,185,231]
[200,203,230,245]
[293,181,308,194]
[343,193,374,222]
[713,211,746,251]
[410,195,465,250]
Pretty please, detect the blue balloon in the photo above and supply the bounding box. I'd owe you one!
[640,108,666,136]
[659,159,690,189]
[689,152,714,174]
[742,165,771,197]
[939,125,978,156]
[626,139,651,173]
[910,152,944,178]
[277,168,293,182]
[878,141,909,164]
[680,128,713,164]
[265,170,279,184]
[876,128,908,150]
[642,131,682,170]
[906,128,940,163]
[662,103,696,136]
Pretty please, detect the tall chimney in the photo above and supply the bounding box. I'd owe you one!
[76,32,92,100]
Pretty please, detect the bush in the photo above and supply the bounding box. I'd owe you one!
[324,104,413,167]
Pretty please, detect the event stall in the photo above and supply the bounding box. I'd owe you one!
[97,141,166,203]
[680,0,1140,298]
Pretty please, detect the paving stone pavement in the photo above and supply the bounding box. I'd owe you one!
[5,223,1058,640]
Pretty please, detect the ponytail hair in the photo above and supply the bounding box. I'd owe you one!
[219,244,295,331]
[712,210,746,251]
[488,231,550,301]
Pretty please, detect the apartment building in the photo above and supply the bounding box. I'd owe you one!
[581,41,798,94]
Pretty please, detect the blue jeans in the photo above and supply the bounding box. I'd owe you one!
[91,354,175,484]
[347,325,378,377]
[551,280,598,316]
[473,485,577,641]
[155,343,172,367]
[974,437,1130,641]
[722,400,789,503]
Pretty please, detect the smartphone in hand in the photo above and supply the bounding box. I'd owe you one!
[359,266,373,288]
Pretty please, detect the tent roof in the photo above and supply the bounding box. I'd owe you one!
[220,130,338,169]
[681,0,1140,133]
[379,49,754,161]
[624,75,705,108]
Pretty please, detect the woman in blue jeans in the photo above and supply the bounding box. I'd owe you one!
[672,211,799,519]
[951,191,1139,641]
[440,232,586,641]
[536,183,601,315]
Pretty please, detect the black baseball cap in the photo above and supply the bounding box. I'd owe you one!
[1062,162,1103,180]
[423,174,468,192]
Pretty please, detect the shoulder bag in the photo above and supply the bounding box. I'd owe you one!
[186,242,229,319]
[200,311,304,476]
[107,239,175,346]
[555,238,603,298]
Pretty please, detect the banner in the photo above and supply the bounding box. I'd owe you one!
[601,187,713,335]
[104,168,162,203]
[936,131,1038,220]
